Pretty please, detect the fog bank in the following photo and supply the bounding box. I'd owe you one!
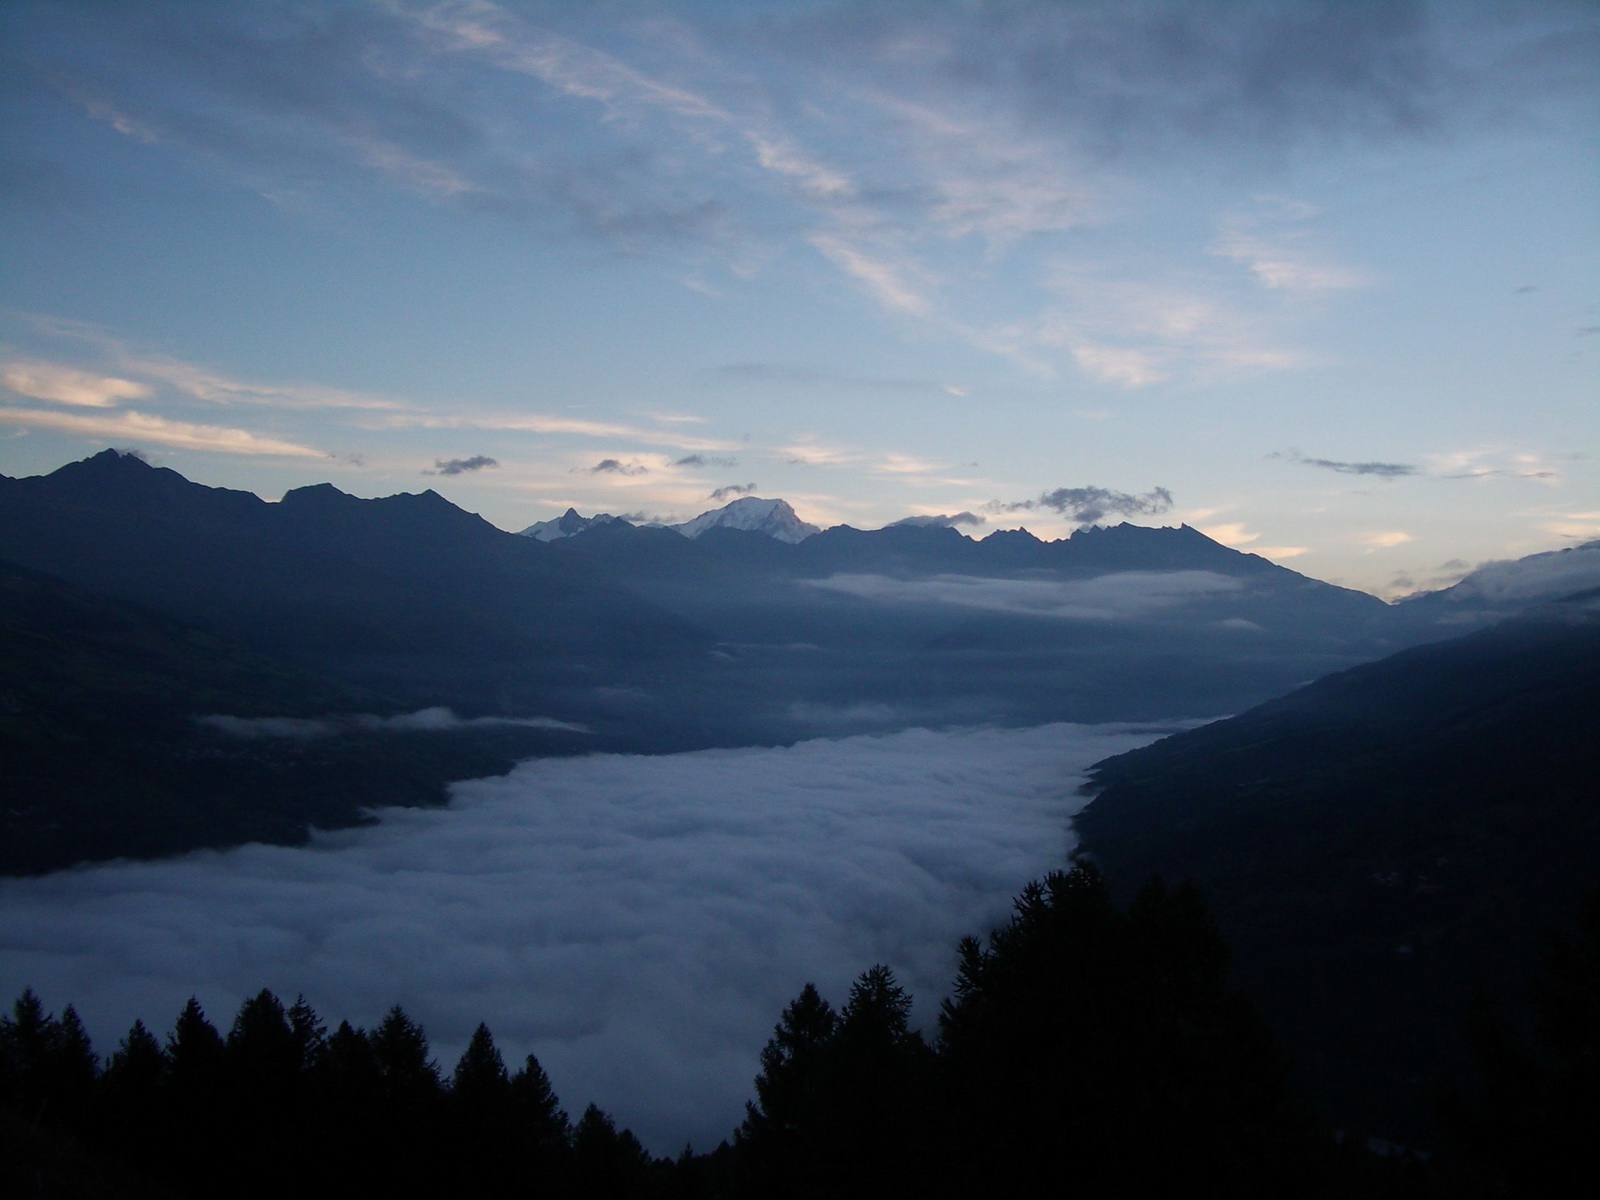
[0,721,1170,1152]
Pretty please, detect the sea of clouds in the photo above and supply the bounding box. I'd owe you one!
[0,721,1172,1153]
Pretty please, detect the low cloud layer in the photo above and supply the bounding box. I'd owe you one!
[996,485,1174,526]
[1440,542,1600,607]
[0,723,1165,1154]
[198,707,591,740]
[888,512,985,530]
[807,571,1241,621]
[709,482,757,501]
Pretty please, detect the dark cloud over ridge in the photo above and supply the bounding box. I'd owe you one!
[432,455,498,476]
[588,458,648,476]
[995,485,1174,526]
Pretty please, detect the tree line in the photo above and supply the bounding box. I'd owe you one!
[5,865,1593,1197]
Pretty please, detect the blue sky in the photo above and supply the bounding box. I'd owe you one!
[1,0,1595,596]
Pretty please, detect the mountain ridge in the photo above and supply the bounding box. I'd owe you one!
[1073,594,1600,1146]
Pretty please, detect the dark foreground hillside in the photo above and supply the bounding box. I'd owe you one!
[1075,595,1600,1146]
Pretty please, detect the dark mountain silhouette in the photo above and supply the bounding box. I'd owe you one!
[1074,595,1600,1146]
[546,508,1402,729]
[0,450,1458,870]
[0,450,711,719]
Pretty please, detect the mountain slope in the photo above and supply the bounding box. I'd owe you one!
[0,559,596,873]
[1074,596,1600,1145]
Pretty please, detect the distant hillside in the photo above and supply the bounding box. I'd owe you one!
[0,560,592,874]
[1074,597,1600,1146]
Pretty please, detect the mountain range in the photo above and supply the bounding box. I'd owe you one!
[520,494,820,544]
[0,449,1586,879]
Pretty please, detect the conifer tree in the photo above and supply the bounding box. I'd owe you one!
[100,1019,170,1176]
[0,989,98,1132]
[103,1018,167,1100]
[937,866,1308,1195]
[511,1050,573,1189]
[286,993,327,1074]
[739,981,838,1195]
[367,1006,445,1192]
[449,1023,517,1193]
[572,1103,654,1197]
[164,996,228,1180]
[511,1050,570,1148]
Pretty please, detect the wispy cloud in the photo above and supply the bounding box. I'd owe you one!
[780,438,859,467]
[14,321,402,411]
[1028,269,1308,387]
[407,3,730,126]
[199,707,589,739]
[808,571,1239,621]
[709,363,955,394]
[2,359,151,407]
[1359,530,1414,549]
[808,234,932,317]
[385,411,739,454]
[1427,448,1562,483]
[0,407,325,458]
[1209,202,1370,294]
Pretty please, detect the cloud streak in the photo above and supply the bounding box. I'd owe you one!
[1,359,151,407]
[0,406,325,458]
[807,571,1240,621]
[1276,450,1418,478]
[197,707,590,740]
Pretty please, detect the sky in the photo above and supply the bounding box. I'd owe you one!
[0,720,1166,1154]
[1,0,1596,597]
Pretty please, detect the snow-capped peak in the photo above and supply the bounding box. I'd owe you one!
[671,497,820,544]
[518,508,622,541]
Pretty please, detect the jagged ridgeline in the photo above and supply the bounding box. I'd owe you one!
[3,451,1424,871]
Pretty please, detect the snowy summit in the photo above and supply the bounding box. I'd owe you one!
[670,497,820,544]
